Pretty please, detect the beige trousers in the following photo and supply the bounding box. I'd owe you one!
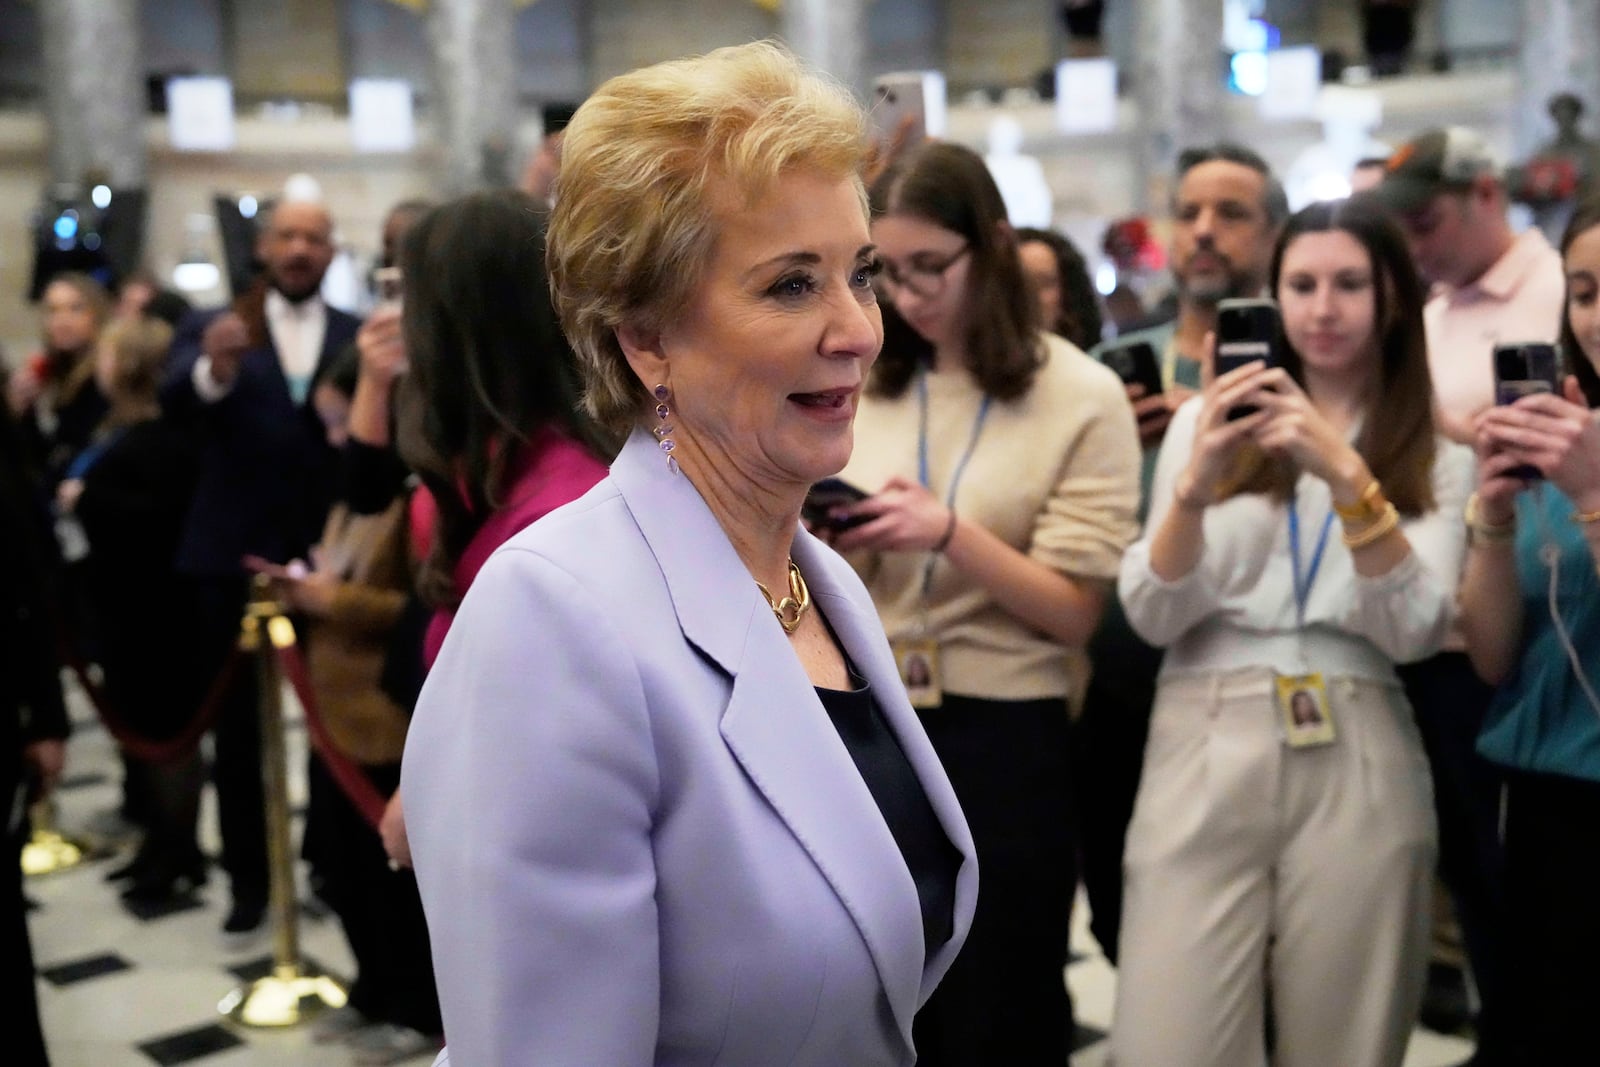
[1110,668,1436,1067]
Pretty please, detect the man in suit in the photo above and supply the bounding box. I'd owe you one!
[162,199,361,938]
[2,407,69,1067]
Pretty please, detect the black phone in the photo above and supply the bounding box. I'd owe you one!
[1494,341,1562,480]
[1214,298,1281,420]
[803,477,871,531]
[1102,340,1164,398]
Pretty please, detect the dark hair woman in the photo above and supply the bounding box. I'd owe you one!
[1016,225,1104,351]
[394,189,613,661]
[832,139,1142,1064]
[1458,195,1600,1062]
[1113,197,1474,1065]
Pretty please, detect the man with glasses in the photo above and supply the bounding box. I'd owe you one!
[1076,143,1286,965]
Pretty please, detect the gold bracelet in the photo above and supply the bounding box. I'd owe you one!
[1342,502,1401,550]
[1464,492,1517,544]
[1333,479,1384,524]
[1574,507,1600,524]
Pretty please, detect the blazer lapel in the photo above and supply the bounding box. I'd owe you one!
[609,430,943,1045]
[794,535,979,1004]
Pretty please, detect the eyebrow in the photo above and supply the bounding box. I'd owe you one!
[1567,269,1597,285]
[743,245,877,282]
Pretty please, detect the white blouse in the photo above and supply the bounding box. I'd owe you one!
[1118,398,1475,684]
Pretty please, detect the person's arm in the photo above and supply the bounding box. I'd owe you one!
[348,305,405,449]
[1457,461,1525,686]
[834,370,1140,648]
[1462,381,1600,681]
[402,547,660,1064]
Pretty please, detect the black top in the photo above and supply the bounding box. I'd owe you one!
[815,675,960,958]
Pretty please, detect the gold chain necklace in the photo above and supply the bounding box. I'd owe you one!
[755,558,810,634]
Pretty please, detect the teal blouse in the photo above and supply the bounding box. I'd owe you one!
[1477,483,1600,783]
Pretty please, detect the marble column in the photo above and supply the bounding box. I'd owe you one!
[39,0,146,189]
[782,0,868,96]
[1516,0,1600,159]
[427,0,519,194]
[1133,0,1227,213]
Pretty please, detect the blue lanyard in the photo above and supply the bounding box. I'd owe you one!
[917,371,991,597]
[1288,493,1335,629]
[917,372,992,507]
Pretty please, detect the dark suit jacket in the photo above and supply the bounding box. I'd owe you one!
[1,415,67,836]
[161,296,360,577]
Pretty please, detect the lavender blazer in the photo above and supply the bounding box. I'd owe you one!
[402,429,978,1066]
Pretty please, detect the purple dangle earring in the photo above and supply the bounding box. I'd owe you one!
[653,383,679,475]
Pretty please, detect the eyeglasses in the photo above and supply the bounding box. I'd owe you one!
[877,244,970,299]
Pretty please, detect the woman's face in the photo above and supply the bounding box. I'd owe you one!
[871,212,973,351]
[1276,230,1379,381]
[1019,239,1063,334]
[646,170,882,490]
[1564,222,1600,373]
[42,281,99,354]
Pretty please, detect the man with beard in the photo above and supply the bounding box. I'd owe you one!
[1078,143,1285,963]
[160,199,361,939]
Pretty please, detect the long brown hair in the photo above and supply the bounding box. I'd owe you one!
[1225,197,1437,516]
[1560,197,1600,408]
[867,142,1043,401]
[395,191,613,608]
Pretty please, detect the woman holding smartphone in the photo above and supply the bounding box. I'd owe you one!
[1112,197,1473,1067]
[1457,198,1600,1061]
[835,141,1141,1065]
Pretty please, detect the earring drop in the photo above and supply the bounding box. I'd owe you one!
[653,383,679,475]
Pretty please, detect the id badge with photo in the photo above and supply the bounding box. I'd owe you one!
[1276,672,1336,749]
[891,637,943,709]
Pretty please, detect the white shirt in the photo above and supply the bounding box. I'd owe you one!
[1118,398,1475,684]
[192,289,328,404]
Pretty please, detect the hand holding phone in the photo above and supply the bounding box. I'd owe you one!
[1493,341,1561,480]
[1103,340,1164,400]
[802,478,872,532]
[1214,298,1281,420]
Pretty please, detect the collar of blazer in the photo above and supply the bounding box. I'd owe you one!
[609,428,978,1047]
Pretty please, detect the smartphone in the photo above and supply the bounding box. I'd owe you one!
[1494,341,1561,480]
[871,71,947,149]
[803,477,871,531]
[373,266,404,307]
[1214,298,1281,420]
[1102,339,1163,398]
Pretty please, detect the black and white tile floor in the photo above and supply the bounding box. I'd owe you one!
[28,678,1475,1066]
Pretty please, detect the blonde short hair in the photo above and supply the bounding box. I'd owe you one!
[99,316,174,400]
[547,40,870,432]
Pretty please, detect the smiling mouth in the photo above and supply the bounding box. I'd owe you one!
[790,388,854,409]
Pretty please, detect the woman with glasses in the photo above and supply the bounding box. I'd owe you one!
[831,141,1141,1064]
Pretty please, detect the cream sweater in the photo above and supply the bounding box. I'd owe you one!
[840,333,1142,702]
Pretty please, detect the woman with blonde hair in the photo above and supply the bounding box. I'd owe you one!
[60,316,203,901]
[7,272,112,481]
[402,42,975,1066]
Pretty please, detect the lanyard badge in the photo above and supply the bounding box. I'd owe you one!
[898,373,992,711]
[1280,494,1338,748]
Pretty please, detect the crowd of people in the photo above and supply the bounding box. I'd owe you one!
[5,37,1600,1067]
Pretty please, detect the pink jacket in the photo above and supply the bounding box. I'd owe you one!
[414,427,607,667]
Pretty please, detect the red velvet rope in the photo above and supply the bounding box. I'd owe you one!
[66,650,242,766]
[64,621,390,834]
[272,640,390,832]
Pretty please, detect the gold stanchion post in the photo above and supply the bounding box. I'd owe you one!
[21,798,87,876]
[218,576,347,1027]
